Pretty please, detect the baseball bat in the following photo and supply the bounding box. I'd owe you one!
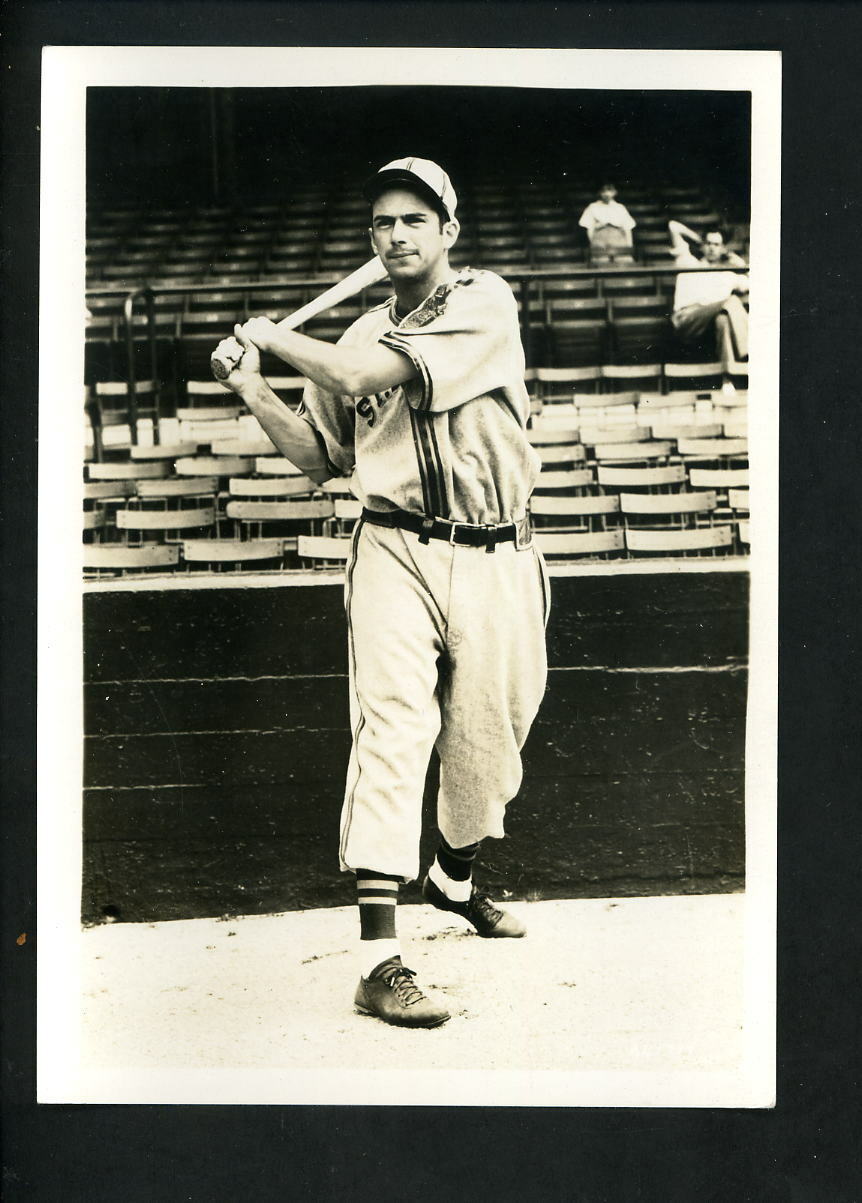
[210,256,390,381]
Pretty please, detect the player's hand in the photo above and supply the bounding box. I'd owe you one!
[212,326,262,394]
[238,316,279,354]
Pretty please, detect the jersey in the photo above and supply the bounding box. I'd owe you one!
[296,268,541,525]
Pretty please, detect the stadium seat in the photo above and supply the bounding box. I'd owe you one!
[535,529,625,558]
[228,476,317,497]
[664,362,725,392]
[624,525,733,556]
[84,544,180,574]
[530,493,620,530]
[296,534,353,566]
[533,466,596,492]
[600,364,662,393]
[594,441,672,463]
[597,464,687,491]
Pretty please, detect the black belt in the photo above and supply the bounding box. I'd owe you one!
[361,507,527,549]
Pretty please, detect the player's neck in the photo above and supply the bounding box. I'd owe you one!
[392,263,454,318]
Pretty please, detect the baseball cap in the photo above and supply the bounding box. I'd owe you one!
[363,157,458,220]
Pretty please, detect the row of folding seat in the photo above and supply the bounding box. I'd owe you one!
[83,384,749,577]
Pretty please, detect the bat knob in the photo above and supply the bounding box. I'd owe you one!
[210,336,244,382]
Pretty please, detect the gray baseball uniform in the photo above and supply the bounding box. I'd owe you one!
[297,267,550,880]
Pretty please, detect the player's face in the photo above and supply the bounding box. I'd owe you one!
[702,232,725,262]
[369,188,457,282]
[599,186,617,203]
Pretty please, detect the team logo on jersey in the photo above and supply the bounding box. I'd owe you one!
[400,269,477,329]
[356,386,397,426]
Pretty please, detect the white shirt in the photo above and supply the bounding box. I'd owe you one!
[672,245,749,310]
[578,200,636,232]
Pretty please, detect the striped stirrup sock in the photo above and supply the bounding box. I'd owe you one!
[356,870,401,977]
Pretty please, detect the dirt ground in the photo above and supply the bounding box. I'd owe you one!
[80,894,744,1082]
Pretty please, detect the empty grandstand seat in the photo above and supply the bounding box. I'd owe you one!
[677,437,748,461]
[594,440,671,463]
[579,424,646,447]
[550,319,609,367]
[228,476,316,497]
[728,488,750,512]
[135,477,218,500]
[94,380,159,425]
[87,461,171,481]
[599,275,660,298]
[664,362,725,391]
[597,464,687,492]
[688,467,750,495]
[181,539,287,569]
[533,467,596,492]
[535,529,625,558]
[600,363,662,392]
[84,544,180,575]
[535,443,587,467]
[296,534,353,567]
[609,315,669,363]
[116,503,216,536]
[534,367,602,405]
[225,499,334,541]
[530,494,620,529]
[619,490,718,529]
[175,455,254,477]
[528,421,581,445]
[254,457,306,477]
[129,442,199,460]
[650,422,723,441]
[625,525,733,556]
[84,480,136,502]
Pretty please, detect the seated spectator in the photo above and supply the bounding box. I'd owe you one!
[668,219,749,364]
[578,184,636,258]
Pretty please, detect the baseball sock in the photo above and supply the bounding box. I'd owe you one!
[356,870,401,978]
[429,837,479,903]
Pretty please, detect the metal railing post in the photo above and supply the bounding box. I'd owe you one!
[122,290,140,445]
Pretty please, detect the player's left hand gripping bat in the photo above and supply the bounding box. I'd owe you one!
[210,256,390,381]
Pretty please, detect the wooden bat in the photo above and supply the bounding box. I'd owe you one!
[210,256,390,381]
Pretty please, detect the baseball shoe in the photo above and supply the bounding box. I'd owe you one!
[422,874,527,938]
[354,956,450,1028]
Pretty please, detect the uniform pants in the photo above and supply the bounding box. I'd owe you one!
[671,294,749,363]
[339,519,550,882]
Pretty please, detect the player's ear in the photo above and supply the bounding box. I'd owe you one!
[442,217,460,250]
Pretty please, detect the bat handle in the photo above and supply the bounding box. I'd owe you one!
[210,336,245,382]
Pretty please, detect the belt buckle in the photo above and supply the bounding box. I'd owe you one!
[448,521,472,546]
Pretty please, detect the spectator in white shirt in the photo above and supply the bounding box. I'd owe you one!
[669,219,749,364]
[578,184,636,259]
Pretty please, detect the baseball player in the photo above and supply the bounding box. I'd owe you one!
[216,158,549,1027]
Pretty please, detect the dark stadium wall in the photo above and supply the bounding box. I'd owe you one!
[87,86,752,220]
[82,571,749,924]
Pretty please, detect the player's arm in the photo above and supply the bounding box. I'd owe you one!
[215,328,335,484]
[237,317,418,398]
[668,218,701,255]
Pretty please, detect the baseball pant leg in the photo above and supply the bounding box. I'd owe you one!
[434,541,550,848]
[339,521,447,882]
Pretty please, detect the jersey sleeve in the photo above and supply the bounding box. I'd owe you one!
[378,272,521,415]
[618,204,637,231]
[295,382,357,478]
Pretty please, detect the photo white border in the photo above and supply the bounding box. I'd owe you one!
[38,45,780,1106]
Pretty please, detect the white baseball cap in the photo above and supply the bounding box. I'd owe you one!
[363,156,458,220]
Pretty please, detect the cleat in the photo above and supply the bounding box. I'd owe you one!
[354,956,450,1028]
[422,875,527,938]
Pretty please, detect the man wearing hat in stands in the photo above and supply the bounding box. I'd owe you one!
[215,157,549,1028]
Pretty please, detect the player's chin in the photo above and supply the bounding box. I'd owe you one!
[386,254,422,275]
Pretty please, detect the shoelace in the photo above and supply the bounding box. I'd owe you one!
[468,893,503,927]
[379,964,427,1008]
